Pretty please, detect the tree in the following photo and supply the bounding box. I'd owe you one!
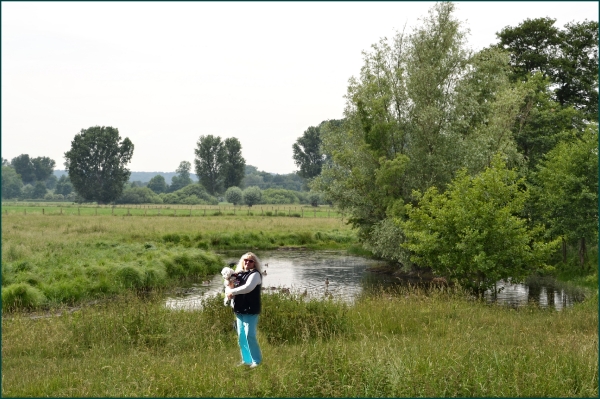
[313,2,524,264]
[225,186,243,205]
[243,186,262,207]
[31,156,56,182]
[32,181,48,199]
[45,175,58,190]
[147,174,168,194]
[55,175,73,196]
[1,166,23,199]
[169,161,193,192]
[401,155,557,293]
[64,126,134,204]
[530,125,598,267]
[194,135,226,195]
[223,138,246,189]
[11,154,36,184]
[292,120,342,180]
[496,18,598,119]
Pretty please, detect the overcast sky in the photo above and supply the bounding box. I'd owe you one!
[2,1,598,175]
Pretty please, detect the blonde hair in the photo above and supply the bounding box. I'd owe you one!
[234,252,263,274]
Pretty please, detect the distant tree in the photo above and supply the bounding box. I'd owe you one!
[64,126,134,204]
[45,174,58,190]
[32,181,48,199]
[55,175,73,196]
[308,191,322,207]
[223,137,246,189]
[194,135,227,195]
[2,157,9,166]
[115,187,163,204]
[1,166,23,199]
[147,174,168,194]
[243,186,262,207]
[169,161,193,192]
[31,156,56,182]
[225,186,243,205]
[11,154,36,184]
[292,120,342,180]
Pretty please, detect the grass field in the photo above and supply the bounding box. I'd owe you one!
[2,287,597,397]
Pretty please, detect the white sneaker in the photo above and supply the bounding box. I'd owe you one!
[249,362,260,368]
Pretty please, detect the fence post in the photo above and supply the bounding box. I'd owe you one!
[60,208,63,215]
[43,208,44,215]
[24,209,26,215]
[301,209,303,218]
[78,208,80,216]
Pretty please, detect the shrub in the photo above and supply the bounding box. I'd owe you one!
[225,186,243,205]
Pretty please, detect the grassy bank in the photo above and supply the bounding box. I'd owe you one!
[2,287,597,397]
[1,213,356,310]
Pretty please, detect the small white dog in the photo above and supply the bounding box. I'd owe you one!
[221,267,238,306]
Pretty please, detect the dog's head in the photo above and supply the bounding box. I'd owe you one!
[221,267,235,280]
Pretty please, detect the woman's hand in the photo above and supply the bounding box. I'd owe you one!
[227,293,234,300]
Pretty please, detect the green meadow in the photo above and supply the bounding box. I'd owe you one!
[1,206,598,397]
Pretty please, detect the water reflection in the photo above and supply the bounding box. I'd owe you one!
[484,279,583,310]
[165,251,584,311]
[165,251,387,310]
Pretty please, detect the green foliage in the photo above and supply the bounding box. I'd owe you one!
[147,174,168,194]
[2,166,23,199]
[55,175,73,196]
[530,125,598,245]
[222,137,246,189]
[401,155,558,293]
[2,282,47,311]
[292,120,342,180]
[31,181,47,199]
[261,188,300,204]
[169,161,193,192]
[64,126,134,204]
[160,183,218,205]
[242,186,262,207]
[496,17,598,119]
[115,187,163,204]
[10,154,36,184]
[31,156,56,182]
[194,135,227,195]
[224,186,243,205]
[242,165,304,191]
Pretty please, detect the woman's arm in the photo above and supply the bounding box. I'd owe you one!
[225,272,262,296]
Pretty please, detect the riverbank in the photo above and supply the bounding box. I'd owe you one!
[2,288,597,397]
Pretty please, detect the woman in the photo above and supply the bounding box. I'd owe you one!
[225,252,263,368]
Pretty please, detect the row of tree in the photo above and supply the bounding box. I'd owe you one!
[291,3,598,292]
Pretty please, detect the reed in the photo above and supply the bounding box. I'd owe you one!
[2,288,597,397]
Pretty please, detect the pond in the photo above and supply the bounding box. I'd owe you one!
[165,250,585,311]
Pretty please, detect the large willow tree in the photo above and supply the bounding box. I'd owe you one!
[313,2,527,265]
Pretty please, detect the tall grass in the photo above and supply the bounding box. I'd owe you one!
[2,287,597,397]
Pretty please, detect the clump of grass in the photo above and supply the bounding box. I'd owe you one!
[2,282,47,311]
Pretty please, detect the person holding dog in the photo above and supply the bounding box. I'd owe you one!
[225,252,263,368]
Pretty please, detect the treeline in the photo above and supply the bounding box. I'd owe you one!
[290,3,598,291]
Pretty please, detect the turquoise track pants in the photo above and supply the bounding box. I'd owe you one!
[235,313,262,365]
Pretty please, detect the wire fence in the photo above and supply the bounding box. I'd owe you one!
[1,203,344,219]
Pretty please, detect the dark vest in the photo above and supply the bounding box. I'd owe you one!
[233,269,261,315]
